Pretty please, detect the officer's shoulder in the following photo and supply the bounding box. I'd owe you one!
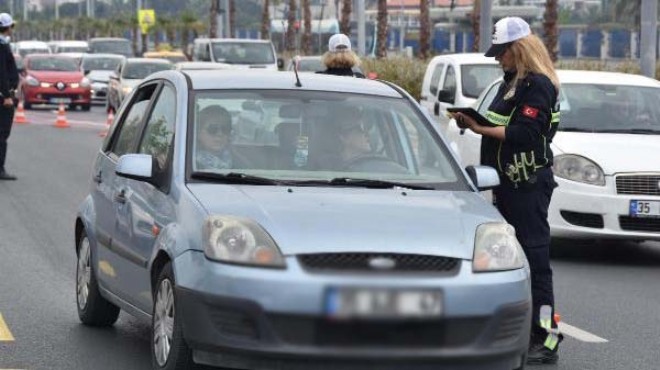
[522,73,553,88]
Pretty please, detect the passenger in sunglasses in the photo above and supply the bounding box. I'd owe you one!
[195,105,248,170]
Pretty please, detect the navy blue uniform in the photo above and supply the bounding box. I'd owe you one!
[0,37,18,174]
[482,71,561,347]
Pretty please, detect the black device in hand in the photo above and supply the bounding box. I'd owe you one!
[446,107,496,128]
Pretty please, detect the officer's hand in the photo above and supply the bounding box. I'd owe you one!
[454,112,478,131]
[2,98,13,107]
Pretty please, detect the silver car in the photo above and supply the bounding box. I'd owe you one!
[75,70,530,370]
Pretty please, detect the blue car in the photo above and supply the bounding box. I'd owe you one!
[75,70,531,370]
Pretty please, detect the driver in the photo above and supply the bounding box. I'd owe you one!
[338,119,371,168]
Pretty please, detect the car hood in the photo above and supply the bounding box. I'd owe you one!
[29,70,84,82]
[552,132,660,174]
[86,70,113,83]
[188,185,502,259]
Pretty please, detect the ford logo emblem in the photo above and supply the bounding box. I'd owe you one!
[368,257,396,270]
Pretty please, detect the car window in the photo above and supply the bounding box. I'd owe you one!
[211,42,275,64]
[138,84,176,172]
[461,64,503,98]
[429,63,445,97]
[111,84,158,157]
[82,57,123,71]
[190,90,461,188]
[477,82,501,115]
[28,57,78,71]
[440,65,456,103]
[122,62,172,79]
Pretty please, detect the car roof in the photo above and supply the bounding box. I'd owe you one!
[557,69,660,87]
[175,61,233,70]
[429,53,497,65]
[180,70,402,98]
[89,37,129,42]
[16,40,50,49]
[81,53,125,59]
[125,57,171,64]
[54,40,88,46]
[25,53,75,59]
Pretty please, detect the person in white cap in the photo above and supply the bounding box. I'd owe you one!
[317,33,363,77]
[451,16,562,365]
[0,12,18,180]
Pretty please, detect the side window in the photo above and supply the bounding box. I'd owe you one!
[429,63,445,97]
[439,65,456,104]
[138,84,176,173]
[477,82,501,115]
[110,84,157,157]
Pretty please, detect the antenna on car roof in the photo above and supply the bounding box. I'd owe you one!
[293,55,302,88]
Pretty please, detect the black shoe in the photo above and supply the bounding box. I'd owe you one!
[527,342,558,365]
[0,171,17,180]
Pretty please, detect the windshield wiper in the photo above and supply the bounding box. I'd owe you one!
[191,172,286,186]
[323,177,435,190]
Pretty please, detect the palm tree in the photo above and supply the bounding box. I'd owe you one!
[302,0,312,55]
[229,0,236,38]
[419,0,430,59]
[609,0,640,25]
[543,0,558,62]
[471,0,480,52]
[376,0,388,58]
[180,10,198,59]
[340,0,352,35]
[261,0,270,40]
[210,0,219,38]
[285,0,297,52]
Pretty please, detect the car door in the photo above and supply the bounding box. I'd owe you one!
[435,64,458,134]
[112,82,177,312]
[421,61,445,120]
[95,82,159,302]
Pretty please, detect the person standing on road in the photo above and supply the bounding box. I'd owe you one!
[0,12,18,180]
[316,33,364,78]
[452,17,562,365]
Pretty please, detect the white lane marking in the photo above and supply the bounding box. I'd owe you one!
[559,321,608,343]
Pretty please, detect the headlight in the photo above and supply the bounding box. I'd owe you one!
[122,86,133,95]
[70,83,80,88]
[473,223,525,272]
[203,216,286,268]
[26,75,39,86]
[80,77,90,88]
[40,82,51,88]
[553,154,605,186]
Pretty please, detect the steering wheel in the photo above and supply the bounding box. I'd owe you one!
[345,155,409,174]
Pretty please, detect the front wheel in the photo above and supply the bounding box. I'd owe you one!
[76,230,120,326]
[152,263,197,370]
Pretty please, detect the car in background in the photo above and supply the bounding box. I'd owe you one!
[88,37,133,58]
[174,61,233,71]
[18,54,91,110]
[143,50,188,63]
[106,57,172,112]
[80,53,125,104]
[445,70,660,242]
[53,40,89,54]
[15,40,51,58]
[75,69,530,370]
[58,52,84,65]
[420,53,502,134]
[192,38,282,70]
[287,55,365,76]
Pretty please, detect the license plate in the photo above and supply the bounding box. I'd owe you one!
[630,200,660,218]
[50,98,71,104]
[325,288,442,319]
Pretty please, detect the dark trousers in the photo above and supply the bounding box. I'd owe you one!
[0,105,14,172]
[494,168,558,339]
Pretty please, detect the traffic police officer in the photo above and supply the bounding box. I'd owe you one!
[452,17,562,365]
[0,12,18,180]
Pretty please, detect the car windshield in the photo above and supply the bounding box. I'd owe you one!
[559,83,660,133]
[461,64,503,98]
[90,40,132,55]
[211,42,275,64]
[28,57,78,71]
[296,58,324,72]
[189,90,463,188]
[19,48,50,58]
[122,62,172,79]
[58,46,87,53]
[82,57,122,71]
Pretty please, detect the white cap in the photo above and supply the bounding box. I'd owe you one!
[328,33,351,52]
[0,13,14,28]
[485,17,531,57]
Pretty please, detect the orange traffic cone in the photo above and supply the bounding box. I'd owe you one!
[54,103,70,128]
[14,101,28,124]
[98,110,115,137]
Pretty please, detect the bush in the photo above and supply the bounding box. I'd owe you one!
[360,57,429,101]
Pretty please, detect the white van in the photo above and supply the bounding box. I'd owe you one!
[192,38,282,70]
[420,53,502,133]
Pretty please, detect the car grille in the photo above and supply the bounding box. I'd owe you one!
[616,174,660,196]
[298,253,460,274]
[560,210,604,229]
[619,216,660,232]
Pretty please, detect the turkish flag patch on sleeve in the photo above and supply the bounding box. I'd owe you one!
[522,105,539,118]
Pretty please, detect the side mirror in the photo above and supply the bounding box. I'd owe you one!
[465,165,500,191]
[433,102,440,116]
[84,69,90,75]
[116,154,153,182]
[277,58,284,70]
[109,73,118,80]
[438,89,455,104]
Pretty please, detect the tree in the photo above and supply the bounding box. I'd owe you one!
[285,0,297,52]
[261,0,270,40]
[471,0,480,52]
[543,0,558,62]
[180,10,200,59]
[229,0,236,38]
[210,0,219,38]
[419,0,430,59]
[376,0,388,58]
[302,0,312,55]
[340,0,352,35]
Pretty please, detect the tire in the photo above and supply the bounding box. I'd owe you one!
[76,230,120,326]
[152,263,197,370]
[81,104,91,112]
[23,102,31,109]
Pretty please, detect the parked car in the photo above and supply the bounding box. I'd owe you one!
[143,50,188,63]
[192,38,282,70]
[81,53,125,104]
[75,69,531,370]
[287,55,365,76]
[18,54,91,110]
[420,53,502,133]
[52,40,89,54]
[106,57,172,113]
[88,37,133,58]
[444,70,660,242]
[15,40,51,58]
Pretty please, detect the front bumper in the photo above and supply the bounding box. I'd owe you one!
[90,82,108,102]
[174,251,531,370]
[549,175,660,240]
[23,85,91,105]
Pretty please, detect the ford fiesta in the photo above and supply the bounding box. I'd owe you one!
[75,70,531,370]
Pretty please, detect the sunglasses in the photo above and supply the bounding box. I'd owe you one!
[204,123,230,136]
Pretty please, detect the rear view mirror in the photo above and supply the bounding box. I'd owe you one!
[277,58,284,70]
[438,89,455,104]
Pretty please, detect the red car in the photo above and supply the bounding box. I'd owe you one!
[19,54,91,110]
